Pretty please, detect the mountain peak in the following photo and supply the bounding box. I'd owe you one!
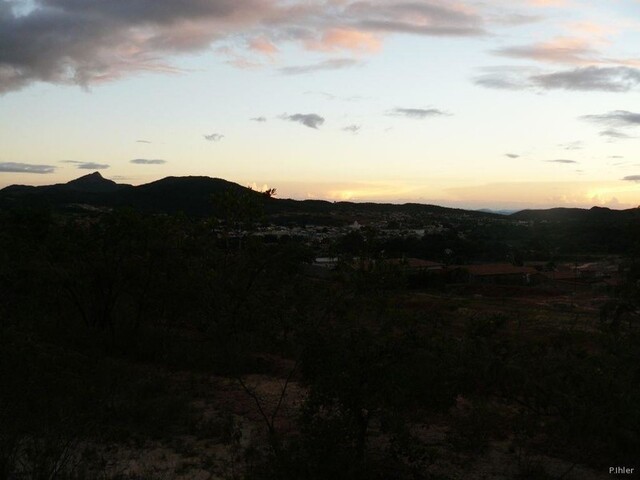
[69,171,105,183]
[65,171,122,192]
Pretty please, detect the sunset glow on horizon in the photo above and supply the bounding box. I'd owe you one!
[1,0,640,209]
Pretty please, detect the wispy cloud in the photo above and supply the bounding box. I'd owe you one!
[250,116,267,122]
[77,163,109,170]
[305,28,381,53]
[532,67,640,92]
[528,0,567,7]
[580,111,640,141]
[62,161,110,170]
[342,124,361,134]
[0,162,55,173]
[505,153,520,159]
[622,175,640,183]
[304,91,371,102]
[346,2,485,37]
[204,133,225,142]
[247,37,279,56]
[581,110,640,127]
[281,113,325,129]
[558,141,583,150]
[473,66,537,90]
[546,159,578,164]
[279,58,360,75]
[475,66,640,92]
[130,159,167,165]
[0,0,489,94]
[599,129,634,140]
[136,139,152,144]
[494,37,597,65]
[388,107,450,119]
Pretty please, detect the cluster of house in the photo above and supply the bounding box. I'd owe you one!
[248,221,449,243]
[310,256,624,293]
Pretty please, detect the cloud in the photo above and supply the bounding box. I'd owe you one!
[136,139,152,144]
[130,159,166,165]
[622,175,640,183]
[473,66,537,90]
[0,162,55,173]
[0,0,242,93]
[279,58,360,75]
[281,113,324,129]
[247,37,278,56]
[494,37,597,65]
[0,0,487,94]
[250,116,267,122]
[342,124,361,134]
[204,133,225,142]
[581,110,640,128]
[505,153,520,158]
[62,161,110,170]
[304,28,381,53]
[580,111,640,141]
[346,2,485,37]
[475,66,640,92]
[599,129,634,140]
[77,162,109,170]
[216,46,264,70]
[490,32,640,70]
[546,159,578,164]
[304,91,370,102]
[558,141,583,150]
[532,67,640,92]
[474,76,525,90]
[388,107,450,119]
[487,12,545,27]
[529,0,566,6]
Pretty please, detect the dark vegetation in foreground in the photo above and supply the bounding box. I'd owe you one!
[1,191,640,479]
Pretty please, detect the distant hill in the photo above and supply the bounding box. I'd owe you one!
[114,176,254,215]
[0,173,252,215]
[3,172,129,195]
[0,172,504,220]
[477,208,516,216]
[510,206,640,222]
[5,173,638,224]
[65,171,129,193]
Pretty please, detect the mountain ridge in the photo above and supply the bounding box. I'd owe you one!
[1,173,639,221]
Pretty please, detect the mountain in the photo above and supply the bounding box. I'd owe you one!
[65,171,128,192]
[0,173,250,213]
[477,208,517,216]
[3,172,128,195]
[7,173,638,224]
[0,172,133,210]
[115,176,254,215]
[0,173,504,220]
[510,206,640,222]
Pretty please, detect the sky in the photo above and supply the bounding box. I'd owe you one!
[1,0,640,209]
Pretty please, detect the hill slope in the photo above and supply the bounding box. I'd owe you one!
[0,173,503,219]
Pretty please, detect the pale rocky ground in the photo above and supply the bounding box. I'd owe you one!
[71,370,608,480]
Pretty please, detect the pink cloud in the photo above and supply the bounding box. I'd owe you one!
[496,37,597,64]
[248,37,279,56]
[529,0,567,6]
[566,21,615,37]
[495,34,640,70]
[305,28,382,53]
[0,0,500,94]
